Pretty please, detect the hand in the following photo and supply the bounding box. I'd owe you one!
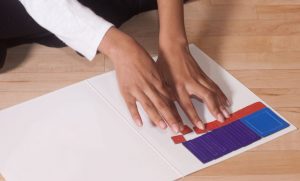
[99,27,184,132]
[156,42,231,129]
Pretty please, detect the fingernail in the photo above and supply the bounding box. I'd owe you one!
[179,124,185,132]
[221,108,230,118]
[196,121,205,130]
[171,124,179,133]
[226,99,231,106]
[217,113,225,123]
[136,119,143,127]
[159,121,167,129]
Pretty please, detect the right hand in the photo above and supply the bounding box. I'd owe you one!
[98,27,184,133]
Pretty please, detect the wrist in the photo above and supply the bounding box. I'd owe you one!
[98,27,137,61]
[159,37,189,56]
[159,33,188,50]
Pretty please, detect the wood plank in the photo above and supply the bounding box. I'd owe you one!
[0,91,47,109]
[211,0,300,5]
[193,36,272,53]
[185,19,300,36]
[252,88,300,107]
[193,36,300,53]
[257,5,300,20]
[209,52,300,70]
[184,2,258,20]
[230,70,300,88]
[0,72,101,92]
[193,151,300,176]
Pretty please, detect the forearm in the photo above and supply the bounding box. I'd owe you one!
[19,0,113,60]
[157,0,188,47]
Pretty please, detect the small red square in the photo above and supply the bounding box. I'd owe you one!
[171,135,186,144]
[206,121,222,131]
[193,126,206,134]
[180,125,193,135]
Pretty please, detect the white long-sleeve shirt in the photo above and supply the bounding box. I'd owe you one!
[19,0,113,60]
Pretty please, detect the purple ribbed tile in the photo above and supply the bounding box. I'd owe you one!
[199,132,229,157]
[183,141,214,163]
[210,128,240,152]
[223,120,260,147]
[183,120,261,163]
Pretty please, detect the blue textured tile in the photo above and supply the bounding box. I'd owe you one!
[203,132,229,157]
[210,128,241,152]
[183,111,272,164]
[224,121,261,147]
[241,108,289,137]
[191,136,216,162]
[183,140,214,163]
[234,120,261,141]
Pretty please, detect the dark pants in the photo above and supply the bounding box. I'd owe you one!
[0,0,157,47]
[0,0,159,67]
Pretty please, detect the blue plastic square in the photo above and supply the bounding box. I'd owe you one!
[240,107,289,137]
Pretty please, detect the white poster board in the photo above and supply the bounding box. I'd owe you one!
[0,44,296,181]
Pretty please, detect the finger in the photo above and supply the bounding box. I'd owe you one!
[197,79,231,118]
[214,89,231,119]
[217,88,231,107]
[191,85,225,123]
[177,88,205,130]
[219,104,230,119]
[169,101,185,131]
[124,95,143,127]
[199,78,231,107]
[135,92,167,130]
[144,88,182,133]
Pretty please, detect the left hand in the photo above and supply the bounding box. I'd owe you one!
[156,42,231,129]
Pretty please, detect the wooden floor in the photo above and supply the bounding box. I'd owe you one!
[1,0,300,180]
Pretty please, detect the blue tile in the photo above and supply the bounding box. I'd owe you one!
[191,137,217,162]
[210,126,241,152]
[198,132,229,158]
[241,108,289,137]
[183,140,214,163]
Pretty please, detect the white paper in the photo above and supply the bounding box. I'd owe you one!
[0,83,180,181]
[0,44,296,181]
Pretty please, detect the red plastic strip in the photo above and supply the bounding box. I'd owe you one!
[180,125,193,135]
[233,102,266,120]
[205,121,222,131]
[171,135,186,144]
[193,126,206,134]
[193,102,266,134]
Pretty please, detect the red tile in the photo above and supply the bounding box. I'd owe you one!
[206,121,222,131]
[171,135,186,144]
[234,102,266,120]
[186,102,266,135]
[206,102,267,131]
[193,126,206,134]
[180,125,193,135]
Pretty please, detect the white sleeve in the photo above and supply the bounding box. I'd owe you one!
[19,0,113,61]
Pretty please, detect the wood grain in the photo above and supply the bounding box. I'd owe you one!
[1,0,300,180]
